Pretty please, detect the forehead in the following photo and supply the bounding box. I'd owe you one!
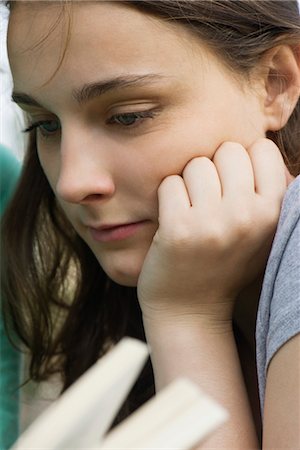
[8,2,210,94]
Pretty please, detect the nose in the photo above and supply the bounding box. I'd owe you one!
[56,134,116,204]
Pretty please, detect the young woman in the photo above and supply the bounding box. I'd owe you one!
[2,1,300,448]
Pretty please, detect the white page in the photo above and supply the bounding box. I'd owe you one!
[99,378,228,449]
[11,338,149,450]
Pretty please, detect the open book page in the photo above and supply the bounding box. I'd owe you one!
[99,377,228,449]
[10,338,228,450]
[11,339,148,449]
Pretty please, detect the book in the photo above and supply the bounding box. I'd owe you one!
[10,338,228,449]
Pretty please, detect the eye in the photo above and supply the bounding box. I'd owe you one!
[106,110,157,127]
[39,120,60,135]
[23,119,61,137]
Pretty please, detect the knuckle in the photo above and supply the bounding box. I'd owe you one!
[158,174,181,191]
[248,137,283,161]
[162,174,182,185]
[233,203,279,238]
[204,231,224,249]
[160,221,225,250]
[229,206,254,237]
[249,137,277,152]
[235,215,253,237]
[199,223,225,248]
[160,221,193,247]
[260,206,280,232]
[217,141,245,153]
[213,141,246,162]
[183,156,213,175]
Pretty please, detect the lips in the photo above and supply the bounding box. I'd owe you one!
[89,220,149,243]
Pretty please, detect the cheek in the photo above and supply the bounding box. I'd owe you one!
[133,124,218,185]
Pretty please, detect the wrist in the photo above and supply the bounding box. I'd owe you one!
[142,314,236,392]
[141,300,234,333]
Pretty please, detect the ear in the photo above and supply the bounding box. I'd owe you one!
[261,45,300,132]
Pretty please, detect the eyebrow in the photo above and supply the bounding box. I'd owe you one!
[11,92,41,107]
[11,74,168,108]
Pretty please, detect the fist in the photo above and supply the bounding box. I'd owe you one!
[137,138,288,322]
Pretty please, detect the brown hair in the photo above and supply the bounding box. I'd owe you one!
[2,0,300,424]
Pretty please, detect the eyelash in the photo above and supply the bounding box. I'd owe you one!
[22,109,158,137]
[23,120,60,137]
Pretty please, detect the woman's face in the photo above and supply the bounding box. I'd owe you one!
[8,2,267,286]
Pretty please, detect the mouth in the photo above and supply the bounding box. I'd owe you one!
[88,220,150,243]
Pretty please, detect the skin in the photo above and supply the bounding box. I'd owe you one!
[8,2,300,448]
[8,2,283,288]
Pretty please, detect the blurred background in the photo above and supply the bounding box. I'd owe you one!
[0,3,26,161]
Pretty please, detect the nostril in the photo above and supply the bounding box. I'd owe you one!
[56,168,115,203]
[84,193,107,202]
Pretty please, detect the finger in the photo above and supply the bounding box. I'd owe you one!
[212,142,255,197]
[247,138,287,198]
[157,175,190,224]
[182,156,222,207]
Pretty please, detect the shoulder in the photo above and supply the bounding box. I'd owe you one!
[256,175,300,410]
[262,332,300,448]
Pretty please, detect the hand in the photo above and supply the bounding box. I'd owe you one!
[137,138,288,323]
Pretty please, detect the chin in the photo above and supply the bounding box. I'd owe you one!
[97,256,142,287]
[113,275,139,287]
[93,244,150,287]
[105,268,140,287]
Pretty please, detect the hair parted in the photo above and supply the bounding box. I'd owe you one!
[2,0,300,425]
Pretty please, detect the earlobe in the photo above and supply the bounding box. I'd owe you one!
[262,45,300,131]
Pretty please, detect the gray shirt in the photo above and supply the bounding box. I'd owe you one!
[256,174,300,412]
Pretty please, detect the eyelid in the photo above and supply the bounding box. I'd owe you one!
[108,107,158,117]
[106,100,160,112]
[23,118,61,135]
[106,107,160,126]
[23,120,46,133]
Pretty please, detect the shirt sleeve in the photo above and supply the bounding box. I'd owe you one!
[266,213,300,369]
[256,175,300,412]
